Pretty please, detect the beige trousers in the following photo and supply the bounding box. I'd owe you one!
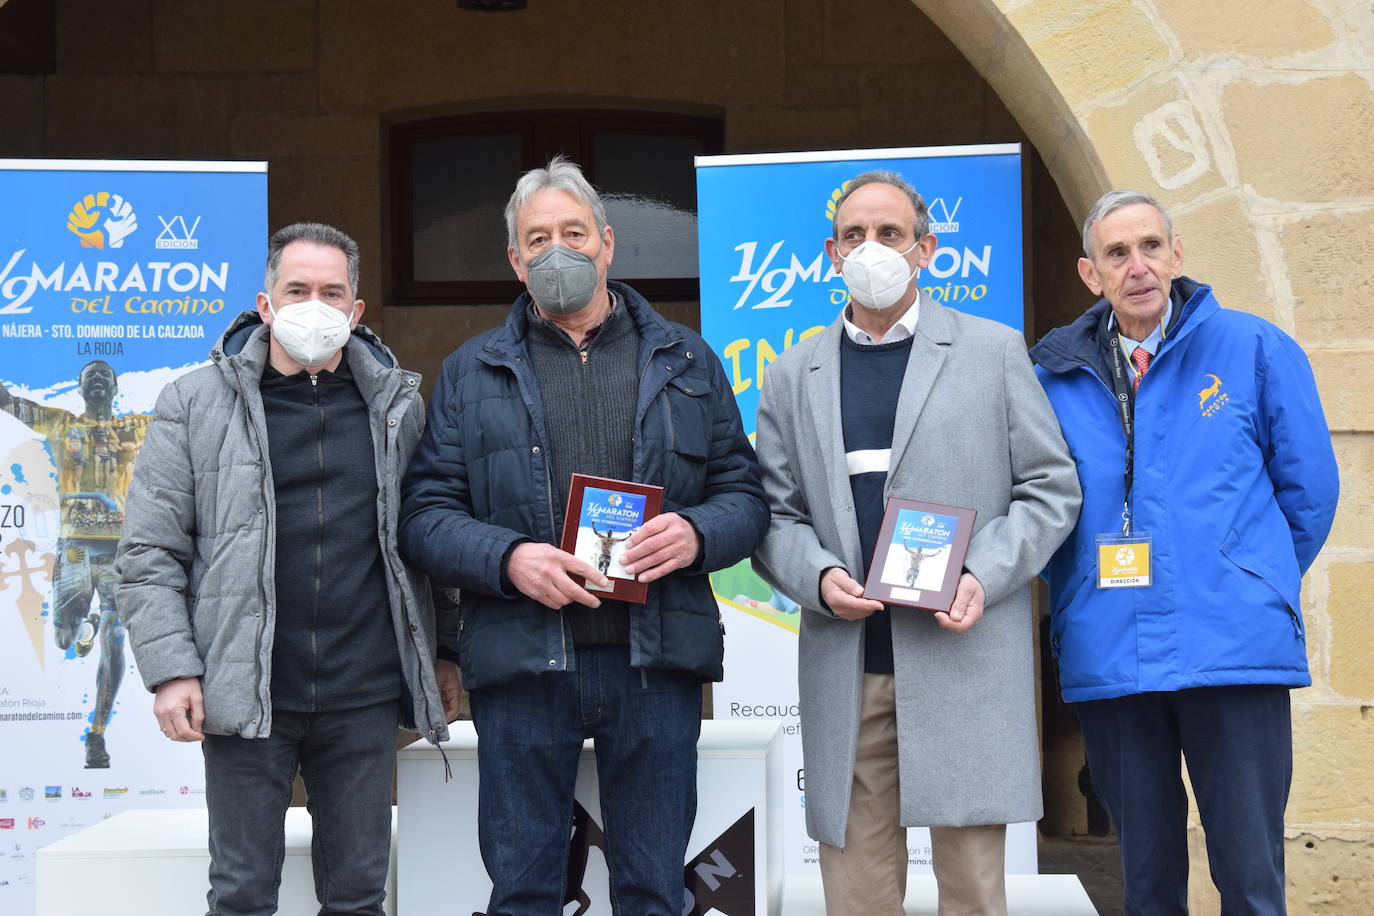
[818,674,1008,916]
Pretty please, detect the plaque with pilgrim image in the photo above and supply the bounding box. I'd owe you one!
[863,498,977,612]
[560,474,664,604]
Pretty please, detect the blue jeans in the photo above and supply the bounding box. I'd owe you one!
[469,643,702,916]
[202,700,399,916]
[1076,685,1292,916]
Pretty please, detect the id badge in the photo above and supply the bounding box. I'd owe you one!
[1096,534,1152,588]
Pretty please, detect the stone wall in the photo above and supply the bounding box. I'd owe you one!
[915,0,1374,910]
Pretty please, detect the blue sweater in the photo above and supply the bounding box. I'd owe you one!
[839,332,914,674]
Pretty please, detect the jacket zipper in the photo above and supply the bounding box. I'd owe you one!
[509,350,566,671]
[230,356,273,736]
[543,449,566,668]
[310,372,323,710]
[630,337,687,655]
[384,382,443,738]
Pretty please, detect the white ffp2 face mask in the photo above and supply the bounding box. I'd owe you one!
[267,297,354,368]
[839,240,920,311]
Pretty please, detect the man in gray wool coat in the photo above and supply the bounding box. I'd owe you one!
[753,171,1081,916]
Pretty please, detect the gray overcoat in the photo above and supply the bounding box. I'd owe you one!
[752,294,1080,847]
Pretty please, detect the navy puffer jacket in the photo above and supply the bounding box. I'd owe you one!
[399,282,768,690]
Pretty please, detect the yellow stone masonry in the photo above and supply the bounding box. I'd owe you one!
[1329,434,1374,549]
[915,0,1374,908]
[1224,75,1374,204]
[1008,0,1173,113]
[1083,78,1226,212]
[1328,561,1374,700]
[1282,208,1374,346]
[1155,0,1338,60]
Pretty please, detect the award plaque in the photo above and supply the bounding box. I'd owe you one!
[559,474,664,604]
[863,498,977,612]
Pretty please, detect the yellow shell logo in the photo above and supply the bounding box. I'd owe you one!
[66,192,139,249]
[824,180,853,223]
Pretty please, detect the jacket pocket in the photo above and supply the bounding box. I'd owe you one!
[665,377,710,457]
[1220,527,1303,639]
[662,376,709,503]
[1048,568,1090,659]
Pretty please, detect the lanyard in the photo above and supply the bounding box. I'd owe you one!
[1105,335,1136,536]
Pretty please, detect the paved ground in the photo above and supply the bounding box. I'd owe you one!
[1038,836,1124,914]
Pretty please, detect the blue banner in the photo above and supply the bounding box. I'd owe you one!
[0,160,266,914]
[697,144,1023,631]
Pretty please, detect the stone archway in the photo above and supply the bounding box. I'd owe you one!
[914,1,1374,910]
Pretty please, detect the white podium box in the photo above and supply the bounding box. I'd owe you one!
[396,720,784,916]
[36,807,398,916]
[781,873,1099,915]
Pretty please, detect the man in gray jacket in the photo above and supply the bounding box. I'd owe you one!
[753,172,1080,916]
[116,223,458,916]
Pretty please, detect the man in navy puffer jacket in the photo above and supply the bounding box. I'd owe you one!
[1031,190,1339,915]
[399,156,768,916]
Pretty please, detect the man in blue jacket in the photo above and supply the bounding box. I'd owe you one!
[399,156,768,916]
[1031,190,1339,914]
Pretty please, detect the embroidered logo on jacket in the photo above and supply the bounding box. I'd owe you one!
[1198,373,1228,416]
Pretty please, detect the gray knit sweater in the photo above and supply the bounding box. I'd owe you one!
[525,295,637,644]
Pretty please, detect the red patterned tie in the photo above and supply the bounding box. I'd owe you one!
[1131,347,1151,393]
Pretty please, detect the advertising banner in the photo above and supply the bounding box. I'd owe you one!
[696,145,1036,875]
[0,159,267,912]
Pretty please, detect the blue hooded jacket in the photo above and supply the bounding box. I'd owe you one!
[1030,278,1338,702]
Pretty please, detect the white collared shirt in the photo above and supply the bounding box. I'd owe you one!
[841,297,920,346]
[1111,301,1172,382]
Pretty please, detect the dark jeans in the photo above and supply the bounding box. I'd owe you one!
[202,700,399,916]
[469,643,702,916]
[1075,685,1292,916]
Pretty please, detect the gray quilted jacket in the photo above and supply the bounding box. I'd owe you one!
[115,311,452,743]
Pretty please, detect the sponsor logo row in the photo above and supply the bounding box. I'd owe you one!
[0,785,203,806]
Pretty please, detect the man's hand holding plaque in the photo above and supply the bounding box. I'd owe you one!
[560,474,665,604]
[933,572,986,633]
[508,541,611,610]
[621,513,701,584]
[820,567,885,621]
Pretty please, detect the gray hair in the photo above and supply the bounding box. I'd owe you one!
[504,155,609,248]
[264,222,360,297]
[1081,190,1174,258]
[831,169,931,240]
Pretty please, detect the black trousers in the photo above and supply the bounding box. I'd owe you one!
[202,700,400,916]
[1075,685,1292,916]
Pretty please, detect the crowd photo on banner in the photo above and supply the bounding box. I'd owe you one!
[0,144,1338,916]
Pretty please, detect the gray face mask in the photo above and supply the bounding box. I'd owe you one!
[525,244,601,316]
